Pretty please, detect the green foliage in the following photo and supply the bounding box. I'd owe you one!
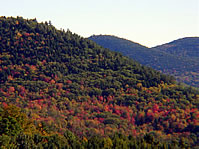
[0,105,28,136]
[89,35,199,87]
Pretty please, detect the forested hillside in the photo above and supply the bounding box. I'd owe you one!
[89,35,199,87]
[0,17,199,148]
[153,37,199,61]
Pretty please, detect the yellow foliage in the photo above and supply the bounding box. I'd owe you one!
[147,109,153,113]
[31,113,40,119]
[171,114,176,121]
[28,36,32,40]
[103,137,113,149]
[41,41,45,45]
[16,20,19,25]
[83,136,88,142]
[17,32,22,37]
[7,75,14,81]
[137,83,142,88]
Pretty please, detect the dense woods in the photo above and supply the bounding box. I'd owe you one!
[89,35,199,87]
[0,16,199,148]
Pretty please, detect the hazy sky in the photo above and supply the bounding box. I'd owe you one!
[1,0,199,47]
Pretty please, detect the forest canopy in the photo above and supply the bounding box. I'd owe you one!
[0,16,199,148]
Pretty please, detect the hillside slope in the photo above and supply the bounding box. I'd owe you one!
[89,35,199,87]
[0,17,199,148]
[152,37,199,61]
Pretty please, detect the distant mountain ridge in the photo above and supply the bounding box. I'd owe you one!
[152,37,199,62]
[89,35,199,87]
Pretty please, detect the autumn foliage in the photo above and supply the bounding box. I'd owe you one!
[0,16,198,148]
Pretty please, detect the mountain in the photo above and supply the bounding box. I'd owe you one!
[89,35,199,87]
[0,17,199,148]
[152,37,199,62]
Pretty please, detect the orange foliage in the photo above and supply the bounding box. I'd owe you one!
[8,86,15,93]
[50,79,56,84]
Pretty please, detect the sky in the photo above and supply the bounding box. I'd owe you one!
[0,0,199,47]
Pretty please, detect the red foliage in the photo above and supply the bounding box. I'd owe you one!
[19,86,26,96]
[166,98,170,102]
[114,109,121,115]
[196,112,199,118]
[107,96,113,102]
[69,110,74,114]
[2,102,8,108]
[37,99,44,105]
[98,118,104,122]
[3,66,8,70]
[193,119,198,125]
[65,90,70,94]
[54,75,58,80]
[50,79,56,84]
[43,77,51,83]
[131,117,135,125]
[23,32,30,37]
[126,112,131,121]
[190,108,197,112]
[98,96,103,101]
[109,104,113,108]
[42,60,46,65]
[152,104,159,113]
[8,86,15,93]
[66,80,72,84]
[0,88,3,92]
[56,83,63,90]
[132,129,137,136]
[7,75,13,81]
[14,41,19,45]
[162,110,169,116]
[30,65,37,71]
[104,105,109,112]
[135,101,139,105]
[146,90,152,94]
[147,109,154,117]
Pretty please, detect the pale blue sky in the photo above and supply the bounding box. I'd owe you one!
[1,0,198,47]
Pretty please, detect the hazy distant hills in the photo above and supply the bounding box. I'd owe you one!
[89,35,199,87]
[152,37,199,62]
